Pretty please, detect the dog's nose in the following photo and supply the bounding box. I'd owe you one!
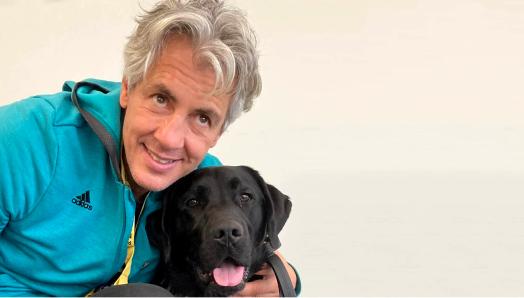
[212,221,244,245]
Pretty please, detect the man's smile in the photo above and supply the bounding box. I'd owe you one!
[145,145,183,166]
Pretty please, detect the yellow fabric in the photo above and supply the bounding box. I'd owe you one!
[113,223,136,285]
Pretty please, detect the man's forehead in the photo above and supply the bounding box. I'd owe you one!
[160,36,235,95]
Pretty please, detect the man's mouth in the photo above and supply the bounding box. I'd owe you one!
[146,146,179,165]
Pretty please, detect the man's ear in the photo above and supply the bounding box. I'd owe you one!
[209,132,220,148]
[120,78,129,109]
[209,118,227,148]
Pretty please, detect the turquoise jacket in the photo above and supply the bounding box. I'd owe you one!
[0,79,221,296]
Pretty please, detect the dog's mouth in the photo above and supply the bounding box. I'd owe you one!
[198,258,250,288]
[212,262,247,287]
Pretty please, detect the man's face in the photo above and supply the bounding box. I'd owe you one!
[120,36,231,193]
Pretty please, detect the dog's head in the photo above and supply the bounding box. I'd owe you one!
[148,166,292,296]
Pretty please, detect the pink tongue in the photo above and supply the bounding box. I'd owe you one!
[212,264,246,287]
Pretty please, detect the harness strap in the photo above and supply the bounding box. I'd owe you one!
[267,253,296,297]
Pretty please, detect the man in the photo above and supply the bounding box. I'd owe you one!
[0,0,297,296]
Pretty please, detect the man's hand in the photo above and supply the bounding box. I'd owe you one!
[235,251,297,297]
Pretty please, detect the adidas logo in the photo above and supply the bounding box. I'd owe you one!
[71,191,93,211]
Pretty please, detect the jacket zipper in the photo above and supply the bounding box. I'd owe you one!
[134,192,149,230]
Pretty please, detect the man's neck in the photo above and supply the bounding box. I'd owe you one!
[130,182,148,204]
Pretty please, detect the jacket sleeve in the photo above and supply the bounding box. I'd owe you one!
[0,97,58,232]
[289,263,302,296]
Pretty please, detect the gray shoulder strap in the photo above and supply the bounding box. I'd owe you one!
[71,81,121,178]
[266,248,296,297]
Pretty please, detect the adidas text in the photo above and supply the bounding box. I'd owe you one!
[71,198,93,210]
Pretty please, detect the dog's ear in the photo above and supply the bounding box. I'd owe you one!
[241,166,292,250]
[147,197,173,265]
[265,183,292,250]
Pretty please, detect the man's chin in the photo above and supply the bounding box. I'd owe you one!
[138,179,174,193]
[129,165,197,194]
[130,175,176,194]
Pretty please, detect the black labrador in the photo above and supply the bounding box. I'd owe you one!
[147,166,292,296]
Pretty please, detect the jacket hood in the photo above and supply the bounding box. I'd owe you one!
[63,79,123,178]
[63,79,122,144]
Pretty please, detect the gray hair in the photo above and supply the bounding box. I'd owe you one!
[123,0,262,129]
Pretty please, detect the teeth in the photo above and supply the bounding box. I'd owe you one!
[148,149,174,164]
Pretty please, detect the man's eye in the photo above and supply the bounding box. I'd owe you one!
[154,94,168,107]
[197,114,211,126]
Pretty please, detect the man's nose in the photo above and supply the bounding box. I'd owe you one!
[153,115,188,148]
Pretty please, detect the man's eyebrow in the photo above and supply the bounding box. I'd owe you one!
[150,84,176,101]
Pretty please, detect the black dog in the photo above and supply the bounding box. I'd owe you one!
[147,166,292,296]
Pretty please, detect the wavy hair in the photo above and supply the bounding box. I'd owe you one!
[123,0,261,128]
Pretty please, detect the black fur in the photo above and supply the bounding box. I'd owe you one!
[147,166,292,296]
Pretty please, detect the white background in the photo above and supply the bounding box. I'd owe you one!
[1,0,523,296]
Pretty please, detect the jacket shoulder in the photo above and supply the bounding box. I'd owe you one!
[198,153,222,168]
[0,96,59,222]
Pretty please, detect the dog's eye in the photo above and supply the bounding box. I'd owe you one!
[186,199,199,207]
[240,193,252,203]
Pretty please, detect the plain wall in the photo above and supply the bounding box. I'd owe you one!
[1,0,523,296]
